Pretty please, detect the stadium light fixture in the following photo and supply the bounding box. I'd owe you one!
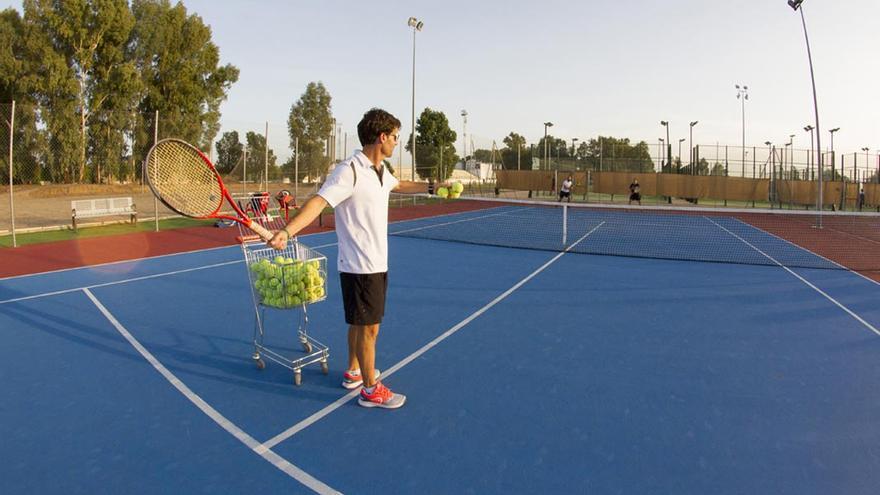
[408,16,424,181]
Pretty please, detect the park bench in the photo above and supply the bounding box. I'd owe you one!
[71,197,137,231]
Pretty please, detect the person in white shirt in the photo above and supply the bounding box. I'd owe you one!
[268,108,428,409]
[558,175,574,202]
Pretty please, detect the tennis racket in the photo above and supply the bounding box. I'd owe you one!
[145,138,274,241]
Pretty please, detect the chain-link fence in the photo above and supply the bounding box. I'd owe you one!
[0,109,330,242]
[3,101,879,244]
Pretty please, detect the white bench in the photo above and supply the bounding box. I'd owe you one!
[71,197,137,231]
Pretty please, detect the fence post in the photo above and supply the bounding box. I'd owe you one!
[264,121,269,192]
[153,110,159,232]
[7,100,15,247]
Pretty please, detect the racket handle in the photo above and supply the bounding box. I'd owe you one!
[247,220,273,241]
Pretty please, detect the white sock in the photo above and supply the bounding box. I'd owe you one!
[363,385,375,394]
[347,369,360,377]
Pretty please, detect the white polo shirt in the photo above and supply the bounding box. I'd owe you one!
[318,150,399,274]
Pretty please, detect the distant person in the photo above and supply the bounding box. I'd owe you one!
[558,175,574,202]
[858,187,866,211]
[629,178,641,205]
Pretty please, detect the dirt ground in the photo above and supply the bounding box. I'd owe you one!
[0,182,321,232]
[0,184,178,232]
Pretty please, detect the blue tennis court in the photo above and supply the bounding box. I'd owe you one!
[2,207,879,494]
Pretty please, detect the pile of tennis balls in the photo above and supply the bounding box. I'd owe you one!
[437,181,464,199]
[250,256,325,308]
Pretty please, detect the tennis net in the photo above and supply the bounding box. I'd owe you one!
[389,196,880,272]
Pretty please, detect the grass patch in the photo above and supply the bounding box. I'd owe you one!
[1,217,216,248]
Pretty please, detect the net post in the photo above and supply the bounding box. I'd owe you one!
[562,203,567,246]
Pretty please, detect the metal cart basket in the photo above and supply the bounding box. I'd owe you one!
[239,213,329,386]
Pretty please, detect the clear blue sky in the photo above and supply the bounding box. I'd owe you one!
[3,0,878,165]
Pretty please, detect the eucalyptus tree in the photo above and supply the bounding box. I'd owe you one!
[287,82,333,183]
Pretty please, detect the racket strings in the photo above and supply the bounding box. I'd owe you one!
[147,142,223,217]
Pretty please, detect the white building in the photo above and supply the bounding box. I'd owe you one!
[455,158,496,182]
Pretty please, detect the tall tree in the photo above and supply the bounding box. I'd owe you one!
[214,130,242,174]
[405,107,457,180]
[130,0,238,160]
[0,8,43,183]
[501,132,529,170]
[244,130,278,181]
[582,136,653,172]
[287,81,333,183]
[23,0,137,182]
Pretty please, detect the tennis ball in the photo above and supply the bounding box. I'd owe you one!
[449,192,460,199]
[273,256,285,265]
[284,257,294,264]
[437,187,449,198]
[451,182,464,194]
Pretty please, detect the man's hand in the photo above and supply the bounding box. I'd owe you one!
[268,229,289,250]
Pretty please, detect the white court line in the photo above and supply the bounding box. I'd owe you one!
[83,288,340,495]
[0,244,238,282]
[391,207,530,235]
[262,221,607,450]
[705,217,880,337]
[0,260,242,305]
[0,228,340,283]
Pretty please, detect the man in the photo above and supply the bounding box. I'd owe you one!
[558,175,574,202]
[628,178,641,205]
[268,108,427,409]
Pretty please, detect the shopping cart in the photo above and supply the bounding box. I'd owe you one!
[238,210,330,386]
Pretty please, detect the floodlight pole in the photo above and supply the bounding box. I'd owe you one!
[408,16,423,181]
[828,127,839,180]
[689,121,699,175]
[660,121,669,172]
[788,0,823,218]
[543,122,553,171]
[804,125,814,179]
[461,109,467,168]
[736,84,748,175]
[658,138,664,171]
[678,138,685,168]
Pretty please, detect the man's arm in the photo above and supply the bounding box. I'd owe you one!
[392,180,433,194]
[268,194,329,249]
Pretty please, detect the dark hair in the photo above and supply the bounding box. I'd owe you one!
[357,108,401,146]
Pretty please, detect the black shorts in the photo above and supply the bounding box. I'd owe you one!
[559,190,571,198]
[339,272,388,325]
[630,192,641,201]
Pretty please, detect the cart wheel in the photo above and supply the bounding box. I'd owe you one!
[302,341,313,353]
[294,371,302,386]
[321,361,329,375]
[255,358,265,370]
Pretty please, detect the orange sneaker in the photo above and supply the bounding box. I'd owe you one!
[358,382,406,409]
[342,369,381,390]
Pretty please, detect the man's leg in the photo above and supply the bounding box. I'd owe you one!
[353,323,381,387]
[347,325,360,372]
